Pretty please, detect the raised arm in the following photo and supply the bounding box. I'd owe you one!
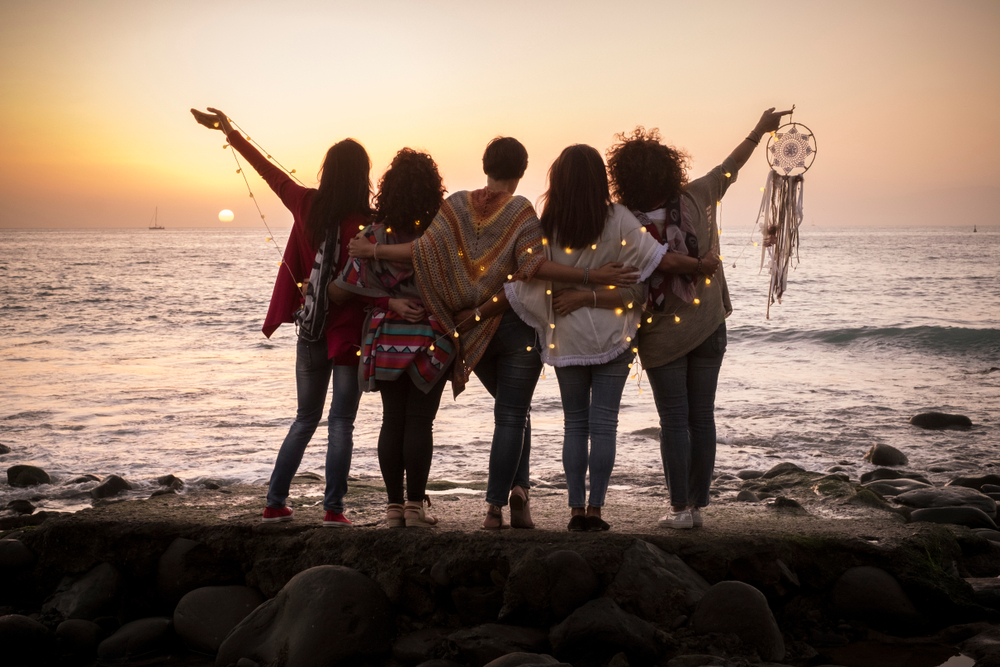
[725,107,793,172]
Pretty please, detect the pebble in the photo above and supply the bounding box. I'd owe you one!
[863,444,908,467]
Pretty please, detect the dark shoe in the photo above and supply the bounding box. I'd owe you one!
[567,515,588,532]
[509,486,535,529]
[586,515,610,532]
[483,504,505,530]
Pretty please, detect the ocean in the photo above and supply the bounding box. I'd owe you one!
[1,225,998,513]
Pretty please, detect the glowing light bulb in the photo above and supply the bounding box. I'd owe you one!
[415,221,420,226]
[674,315,681,323]
[526,346,532,351]
[277,261,283,266]
[608,286,615,290]
[621,240,627,246]
[640,227,647,233]
[754,242,759,247]
[628,363,633,369]
[546,289,552,295]
[565,248,572,254]
[236,168,241,173]
[549,323,555,329]
[212,122,219,128]
[266,237,272,242]
[356,350,361,356]
[632,347,638,353]
[636,322,641,328]
[630,374,636,379]
[475,314,481,321]
[458,250,463,256]
[542,238,548,245]
[492,296,498,302]
[223,144,229,149]
[290,169,296,174]
[548,344,555,349]
[615,308,623,315]
[705,278,711,285]
[527,247,532,253]
[639,388,644,394]
[626,336,632,342]
[627,302,633,309]
[647,317,653,324]
[725,172,731,178]
[454,331,460,338]
[717,201,721,206]
[592,244,597,250]
[719,255,725,260]
[508,274,513,280]
[429,344,435,351]
[386,228,392,233]
[359,225,364,230]
[296,282,302,288]
[693,298,701,305]
[760,187,765,192]
[481,266,485,271]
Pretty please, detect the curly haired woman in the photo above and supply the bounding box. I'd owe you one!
[331,148,449,528]
[606,107,790,529]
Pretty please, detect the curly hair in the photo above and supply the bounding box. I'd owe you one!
[373,148,446,236]
[606,127,690,213]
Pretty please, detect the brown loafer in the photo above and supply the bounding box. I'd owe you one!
[509,486,535,529]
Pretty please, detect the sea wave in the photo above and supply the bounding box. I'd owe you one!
[732,325,1000,356]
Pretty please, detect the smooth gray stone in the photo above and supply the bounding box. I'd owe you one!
[948,475,1000,491]
[90,474,131,499]
[768,496,808,515]
[173,585,263,655]
[894,486,997,518]
[483,653,570,667]
[832,566,923,631]
[860,468,931,484]
[736,490,759,502]
[157,537,240,603]
[500,549,599,626]
[448,624,549,666]
[156,474,184,489]
[911,507,998,530]
[6,464,50,487]
[216,565,393,667]
[863,444,908,467]
[97,617,173,660]
[0,443,11,454]
[736,470,765,480]
[42,562,123,620]
[5,499,35,514]
[0,614,52,662]
[392,628,451,663]
[965,578,1000,611]
[0,538,36,569]
[550,598,662,665]
[762,462,805,479]
[56,619,104,658]
[67,474,100,484]
[603,540,709,624]
[910,412,972,430]
[690,581,785,662]
[973,528,1000,543]
[862,478,932,496]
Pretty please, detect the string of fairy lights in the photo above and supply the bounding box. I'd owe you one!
[220,118,779,393]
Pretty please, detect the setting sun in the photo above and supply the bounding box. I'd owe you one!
[218,209,234,222]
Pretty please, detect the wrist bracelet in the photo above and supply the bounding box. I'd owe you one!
[696,256,703,274]
[593,291,597,307]
[746,133,760,145]
[582,267,589,285]
[373,242,379,261]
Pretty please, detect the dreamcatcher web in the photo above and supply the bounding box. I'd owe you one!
[769,125,815,176]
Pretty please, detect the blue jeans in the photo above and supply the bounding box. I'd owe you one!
[475,311,542,507]
[266,337,361,513]
[555,349,633,508]
[646,322,726,509]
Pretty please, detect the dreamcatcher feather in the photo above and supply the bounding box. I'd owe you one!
[754,114,817,319]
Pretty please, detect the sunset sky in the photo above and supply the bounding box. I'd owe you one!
[1,0,997,229]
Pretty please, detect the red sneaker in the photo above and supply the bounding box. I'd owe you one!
[323,511,352,528]
[261,506,293,523]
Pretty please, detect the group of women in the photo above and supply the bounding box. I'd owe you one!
[192,105,789,532]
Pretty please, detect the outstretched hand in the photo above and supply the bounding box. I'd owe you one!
[754,107,794,136]
[590,262,640,288]
[190,107,234,135]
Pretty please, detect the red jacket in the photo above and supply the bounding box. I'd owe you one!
[228,131,368,365]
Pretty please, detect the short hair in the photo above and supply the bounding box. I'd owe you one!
[482,136,528,181]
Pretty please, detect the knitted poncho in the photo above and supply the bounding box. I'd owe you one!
[412,188,546,395]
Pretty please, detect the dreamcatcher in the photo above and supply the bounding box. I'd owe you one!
[755,108,817,318]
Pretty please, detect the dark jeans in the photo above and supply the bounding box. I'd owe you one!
[376,372,448,505]
[555,348,633,508]
[475,310,543,507]
[266,337,360,513]
[646,322,726,509]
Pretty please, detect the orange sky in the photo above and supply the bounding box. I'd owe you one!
[1,0,998,229]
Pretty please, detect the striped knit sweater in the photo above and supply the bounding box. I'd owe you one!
[412,188,546,395]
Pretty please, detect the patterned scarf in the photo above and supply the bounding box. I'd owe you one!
[634,194,699,308]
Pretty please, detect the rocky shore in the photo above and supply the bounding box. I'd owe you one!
[3,438,1000,667]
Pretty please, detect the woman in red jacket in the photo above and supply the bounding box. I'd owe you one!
[192,107,370,527]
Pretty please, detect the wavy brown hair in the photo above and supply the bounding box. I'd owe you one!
[606,127,690,213]
[306,138,373,247]
[537,144,610,250]
[373,148,446,236]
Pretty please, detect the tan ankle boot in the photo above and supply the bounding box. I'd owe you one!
[509,486,534,529]
[386,503,405,528]
[403,497,438,528]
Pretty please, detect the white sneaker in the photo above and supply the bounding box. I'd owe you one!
[658,509,693,529]
[691,508,704,527]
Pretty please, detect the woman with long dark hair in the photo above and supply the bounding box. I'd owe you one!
[331,148,449,528]
[507,144,719,531]
[192,107,371,527]
[606,108,789,529]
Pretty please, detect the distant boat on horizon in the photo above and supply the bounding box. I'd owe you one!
[149,206,165,230]
[974,224,977,232]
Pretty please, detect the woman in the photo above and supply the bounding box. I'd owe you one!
[191,107,371,527]
[331,148,449,528]
[606,107,790,529]
[506,145,718,531]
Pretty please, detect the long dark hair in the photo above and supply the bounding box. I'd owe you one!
[373,148,446,237]
[606,127,690,213]
[306,138,372,247]
[537,144,610,250]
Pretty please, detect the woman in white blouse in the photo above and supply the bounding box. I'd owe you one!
[507,144,718,531]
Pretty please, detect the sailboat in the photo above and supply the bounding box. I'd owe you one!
[149,206,165,230]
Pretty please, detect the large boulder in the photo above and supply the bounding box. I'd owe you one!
[6,464,51,487]
[910,412,972,430]
[0,443,11,454]
[948,475,1000,491]
[216,565,393,667]
[690,581,784,662]
[174,585,263,655]
[831,566,924,633]
[965,578,1000,612]
[894,486,997,518]
[499,549,599,626]
[158,537,242,603]
[392,628,452,663]
[42,562,123,620]
[860,468,931,484]
[549,598,664,665]
[911,507,998,530]
[446,624,549,666]
[862,478,931,496]
[0,614,53,663]
[55,619,105,659]
[863,444,908,467]
[97,617,173,660]
[603,540,710,625]
[482,654,570,667]
[91,474,132,499]
[0,538,36,570]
